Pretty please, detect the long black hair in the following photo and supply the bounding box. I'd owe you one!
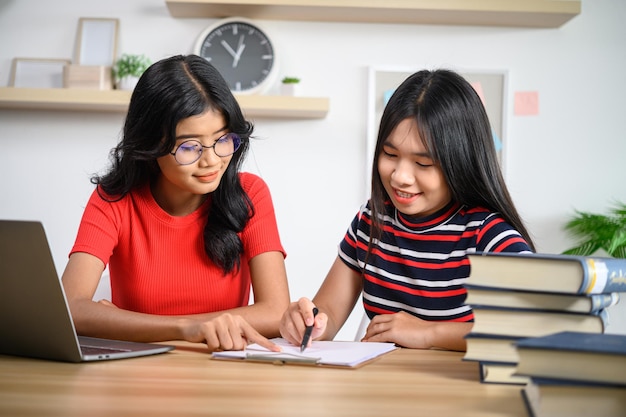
[369,69,535,251]
[92,54,254,273]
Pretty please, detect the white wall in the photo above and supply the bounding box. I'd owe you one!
[1,0,625,339]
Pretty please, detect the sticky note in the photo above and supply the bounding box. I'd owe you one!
[471,82,486,105]
[514,91,539,116]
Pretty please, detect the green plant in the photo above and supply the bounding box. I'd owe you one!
[113,54,151,80]
[281,76,300,84]
[563,201,626,258]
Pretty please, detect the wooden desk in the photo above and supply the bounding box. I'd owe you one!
[0,342,526,416]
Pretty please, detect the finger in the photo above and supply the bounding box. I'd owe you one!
[243,327,281,352]
[227,319,248,351]
[311,312,328,340]
[363,319,388,340]
[215,314,243,351]
[283,309,306,345]
[203,324,221,352]
[296,298,317,326]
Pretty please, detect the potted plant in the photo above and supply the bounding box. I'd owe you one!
[280,76,300,96]
[112,53,151,91]
[562,201,626,258]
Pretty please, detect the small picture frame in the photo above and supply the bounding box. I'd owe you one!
[9,58,71,88]
[75,17,119,66]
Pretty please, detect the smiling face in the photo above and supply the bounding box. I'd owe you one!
[377,118,452,218]
[154,109,233,215]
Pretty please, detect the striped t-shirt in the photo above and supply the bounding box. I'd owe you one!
[338,201,532,322]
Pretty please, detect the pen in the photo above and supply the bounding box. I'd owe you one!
[300,307,319,352]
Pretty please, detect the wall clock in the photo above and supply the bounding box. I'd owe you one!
[193,17,277,95]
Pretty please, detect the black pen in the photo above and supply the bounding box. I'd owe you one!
[300,307,319,352]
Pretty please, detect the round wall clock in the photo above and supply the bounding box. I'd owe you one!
[193,17,277,95]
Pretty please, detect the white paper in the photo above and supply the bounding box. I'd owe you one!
[212,338,397,367]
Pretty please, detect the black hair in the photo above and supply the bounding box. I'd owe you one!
[92,54,254,273]
[369,69,535,252]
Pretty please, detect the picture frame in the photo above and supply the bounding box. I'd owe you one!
[75,17,119,66]
[366,66,508,196]
[9,58,71,88]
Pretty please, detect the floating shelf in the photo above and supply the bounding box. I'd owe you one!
[0,88,329,119]
[165,0,581,28]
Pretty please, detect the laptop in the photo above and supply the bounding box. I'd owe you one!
[0,219,174,362]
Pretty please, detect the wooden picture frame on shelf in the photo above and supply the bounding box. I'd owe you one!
[75,17,119,66]
[9,58,71,88]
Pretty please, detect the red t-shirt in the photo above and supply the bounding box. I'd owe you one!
[70,173,285,315]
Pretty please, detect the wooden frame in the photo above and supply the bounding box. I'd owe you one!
[9,58,71,88]
[75,17,119,66]
[365,66,508,196]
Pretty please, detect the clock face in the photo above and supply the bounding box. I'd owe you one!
[194,18,276,95]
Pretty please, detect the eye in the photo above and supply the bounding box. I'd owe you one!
[216,134,231,144]
[381,146,397,158]
[178,141,201,153]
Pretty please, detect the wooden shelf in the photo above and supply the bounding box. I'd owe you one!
[165,0,581,28]
[0,88,329,119]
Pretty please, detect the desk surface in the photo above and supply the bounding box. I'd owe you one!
[0,342,526,417]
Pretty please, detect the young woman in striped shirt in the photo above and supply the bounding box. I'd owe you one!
[280,69,535,352]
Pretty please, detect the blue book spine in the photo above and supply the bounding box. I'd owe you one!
[590,292,620,312]
[580,257,626,294]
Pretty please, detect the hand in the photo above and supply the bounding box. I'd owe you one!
[362,311,433,348]
[279,297,327,347]
[183,313,280,352]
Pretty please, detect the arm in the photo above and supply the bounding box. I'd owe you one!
[62,252,280,352]
[280,256,362,345]
[362,311,473,351]
[180,250,290,338]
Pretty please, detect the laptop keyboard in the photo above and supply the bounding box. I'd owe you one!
[80,345,132,355]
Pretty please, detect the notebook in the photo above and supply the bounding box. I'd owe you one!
[0,219,175,362]
[212,337,398,368]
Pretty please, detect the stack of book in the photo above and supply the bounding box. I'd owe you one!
[516,331,626,417]
[463,252,624,385]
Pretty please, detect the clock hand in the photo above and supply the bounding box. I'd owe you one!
[232,35,246,68]
[220,40,238,59]
[232,44,246,68]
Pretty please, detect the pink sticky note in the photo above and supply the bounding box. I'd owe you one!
[514,91,539,116]
[471,82,486,105]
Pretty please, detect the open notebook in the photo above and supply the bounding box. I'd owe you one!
[212,337,398,368]
[0,220,174,362]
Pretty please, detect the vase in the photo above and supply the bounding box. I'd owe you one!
[117,76,140,91]
[280,83,299,96]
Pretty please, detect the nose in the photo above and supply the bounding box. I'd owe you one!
[198,145,221,166]
[390,159,415,187]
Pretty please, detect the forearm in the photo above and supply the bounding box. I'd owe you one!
[427,321,474,352]
[182,299,287,338]
[69,298,189,343]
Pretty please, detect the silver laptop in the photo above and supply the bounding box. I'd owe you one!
[0,219,174,362]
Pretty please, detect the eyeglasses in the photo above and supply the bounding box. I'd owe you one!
[170,133,241,165]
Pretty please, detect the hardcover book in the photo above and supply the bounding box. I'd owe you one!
[515,331,626,385]
[471,306,608,338]
[521,377,626,417]
[467,252,626,294]
[464,333,521,364]
[465,284,619,314]
[478,361,529,385]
